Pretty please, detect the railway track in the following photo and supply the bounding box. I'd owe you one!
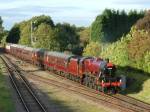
[0,55,47,112]
[113,94,150,111]
[5,54,150,112]
[27,74,150,112]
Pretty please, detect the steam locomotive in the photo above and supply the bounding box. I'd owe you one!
[5,44,122,93]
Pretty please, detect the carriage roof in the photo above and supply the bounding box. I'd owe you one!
[23,46,35,51]
[10,44,26,49]
[46,51,72,59]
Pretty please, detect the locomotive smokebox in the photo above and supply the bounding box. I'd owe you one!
[120,75,126,90]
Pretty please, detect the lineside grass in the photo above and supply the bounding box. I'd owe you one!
[0,64,15,112]
[117,69,150,104]
[45,86,110,112]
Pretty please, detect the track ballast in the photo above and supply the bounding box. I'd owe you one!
[0,55,47,112]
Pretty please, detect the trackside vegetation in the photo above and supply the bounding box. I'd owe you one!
[84,10,150,74]
[0,63,15,112]
[6,15,81,54]
[83,10,150,103]
[0,8,150,103]
[91,9,144,43]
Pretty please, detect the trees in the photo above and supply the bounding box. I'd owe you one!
[6,15,54,45]
[100,33,132,66]
[19,23,31,45]
[91,9,145,43]
[34,23,58,50]
[0,16,4,42]
[6,15,80,53]
[128,30,150,62]
[31,15,54,28]
[83,42,101,57]
[127,13,150,71]
[18,15,55,46]
[34,22,80,52]
[136,11,150,32]
[78,27,90,47]
[0,17,3,33]
[55,23,80,51]
[84,11,150,73]
[6,24,20,43]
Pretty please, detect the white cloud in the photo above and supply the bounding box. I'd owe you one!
[0,0,149,29]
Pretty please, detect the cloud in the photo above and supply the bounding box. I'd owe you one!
[0,6,81,16]
[112,0,150,5]
[0,0,150,30]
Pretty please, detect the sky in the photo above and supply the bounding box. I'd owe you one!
[0,0,150,30]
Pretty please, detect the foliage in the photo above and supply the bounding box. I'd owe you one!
[72,46,83,56]
[127,29,150,73]
[83,42,101,57]
[143,52,150,73]
[91,9,145,43]
[0,16,5,42]
[6,15,80,54]
[34,23,58,50]
[126,13,150,73]
[0,17,3,34]
[78,27,90,47]
[127,30,150,64]
[55,23,80,51]
[18,15,54,46]
[6,24,20,43]
[6,15,54,45]
[85,10,150,73]
[19,23,31,45]
[31,15,54,28]
[134,11,150,32]
[101,32,132,66]
[0,16,2,27]
[84,24,150,73]
[34,22,80,52]
[100,25,150,73]
[1,34,7,46]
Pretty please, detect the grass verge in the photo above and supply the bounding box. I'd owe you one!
[117,68,150,104]
[0,63,15,112]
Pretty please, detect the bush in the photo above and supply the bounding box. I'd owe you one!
[101,33,132,66]
[142,52,150,73]
[83,42,101,57]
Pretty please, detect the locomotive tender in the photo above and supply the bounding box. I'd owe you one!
[5,44,122,93]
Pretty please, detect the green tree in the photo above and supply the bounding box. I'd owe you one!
[6,24,20,43]
[83,42,101,57]
[100,33,132,66]
[0,16,4,42]
[7,15,54,46]
[31,15,54,28]
[78,27,90,47]
[91,9,144,43]
[19,23,31,45]
[55,23,80,51]
[34,23,58,50]
[143,52,150,73]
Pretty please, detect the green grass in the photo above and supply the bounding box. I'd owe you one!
[40,84,110,112]
[0,65,15,112]
[47,87,110,112]
[117,68,150,104]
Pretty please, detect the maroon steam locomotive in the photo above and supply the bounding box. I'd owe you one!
[5,44,122,93]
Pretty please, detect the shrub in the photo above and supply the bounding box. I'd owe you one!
[83,42,101,57]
